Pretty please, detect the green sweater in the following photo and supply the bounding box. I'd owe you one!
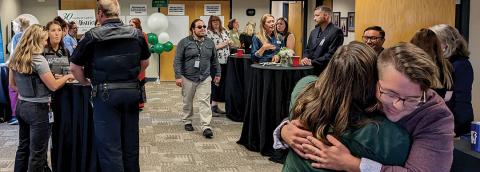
[282,76,411,172]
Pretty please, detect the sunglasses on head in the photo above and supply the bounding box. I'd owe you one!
[196,25,207,29]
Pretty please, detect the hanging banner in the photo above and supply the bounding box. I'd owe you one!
[204,4,221,16]
[57,10,96,34]
[0,19,4,63]
[168,4,185,16]
[130,4,148,16]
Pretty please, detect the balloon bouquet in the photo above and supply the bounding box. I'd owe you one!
[146,13,174,54]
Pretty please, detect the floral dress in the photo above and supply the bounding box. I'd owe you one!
[207,29,230,64]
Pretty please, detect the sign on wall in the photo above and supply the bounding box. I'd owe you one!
[152,0,168,8]
[168,4,185,16]
[57,10,96,34]
[130,4,148,16]
[204,4,221,16]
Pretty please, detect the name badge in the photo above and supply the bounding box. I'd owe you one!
[194,60,200,68]
[319,38,326,46]
[48,111,54,123]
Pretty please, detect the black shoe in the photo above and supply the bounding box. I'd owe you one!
[203,128,213,138]
[212,105,226,114]
[184,124,194,131]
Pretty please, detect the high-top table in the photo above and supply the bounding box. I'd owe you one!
[224,54,252,122]
[237,63,314,156]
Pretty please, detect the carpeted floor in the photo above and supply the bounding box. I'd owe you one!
[0,82,282,172]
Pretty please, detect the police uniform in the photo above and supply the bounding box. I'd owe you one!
[70,18,150,172]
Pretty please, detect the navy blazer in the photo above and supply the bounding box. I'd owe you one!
[303,23,343,74]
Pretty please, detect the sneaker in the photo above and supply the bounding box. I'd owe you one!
[203,128,213,138]
[212,105,226,114]
[7,117,18,125]
[184,124,194,131]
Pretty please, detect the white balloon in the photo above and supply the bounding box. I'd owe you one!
[157,32,170,44]
[147,13,169,33]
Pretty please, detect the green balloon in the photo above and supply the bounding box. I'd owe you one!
[149,45,155,53]
[153,43,164,53]
[147,33,158,45]
[164,41,174,52]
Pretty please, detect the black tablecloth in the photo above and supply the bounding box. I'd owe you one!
[451,139,480,172]
[51,84,97,172]
[0,64,12,122]
[225,55,252,122]
[237,64,314,156]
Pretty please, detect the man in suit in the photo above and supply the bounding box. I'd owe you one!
[302,6,344,75]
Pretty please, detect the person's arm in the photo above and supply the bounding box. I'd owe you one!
[138,30,151,72]
[69,31,94,86]
[70,64,90,86]
[250,36,261,62]
[311,29,344,66]
[210,41,221,85]
[8,69,17,91]
[173,39,186,87]
[39,73,74,91]
[286,33,296,52]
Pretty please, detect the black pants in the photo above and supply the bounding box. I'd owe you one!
[93,89,140,172]
[14,100,51,172]
[211,64,227,102]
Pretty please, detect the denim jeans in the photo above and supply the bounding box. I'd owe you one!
[14,100,51,172]
[93,88,140,172]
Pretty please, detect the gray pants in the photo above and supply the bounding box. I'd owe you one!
[181,76,212,131]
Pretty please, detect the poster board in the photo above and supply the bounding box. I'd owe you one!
[57,10,96,34]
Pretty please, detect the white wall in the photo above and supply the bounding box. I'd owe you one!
[332,0,355,45]
[232,0,270,34]
[469,0,480,120]
[20,0,58,26]
[1,0,21,58]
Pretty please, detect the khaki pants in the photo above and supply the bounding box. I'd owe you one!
[181,76,212,131]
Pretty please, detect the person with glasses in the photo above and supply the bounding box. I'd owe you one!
[67,21,78,40]
[174,19,221,139]
[281,42,410,172]
[276,43,454,171]
[362,26,385,54]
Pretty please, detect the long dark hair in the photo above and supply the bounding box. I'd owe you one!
[291,41,378,145]
[45,20,66,53]
[207,15,224,33]
[276,17,289,35]
[410,28,453,89]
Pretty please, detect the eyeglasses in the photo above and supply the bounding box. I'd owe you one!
[362,36,383,42]
[196,25,207,29]
[378,83,426,110]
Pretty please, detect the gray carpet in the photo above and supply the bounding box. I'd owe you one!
[0,82,282,172]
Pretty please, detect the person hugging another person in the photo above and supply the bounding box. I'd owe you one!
[206,15,231,116]
[276,17,296,52]
[251,14,281,63]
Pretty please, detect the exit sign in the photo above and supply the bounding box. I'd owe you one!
[152,0,168,7]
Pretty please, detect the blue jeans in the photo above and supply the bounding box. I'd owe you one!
[93,88,140,172]
[14,100,51,172]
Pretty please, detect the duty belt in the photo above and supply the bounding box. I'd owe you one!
[91,82,139,102]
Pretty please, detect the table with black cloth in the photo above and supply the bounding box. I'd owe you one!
[237,64,314,156]
[0,64,12,122]
[51,84,98,172]
[451,139,480,172]
[224,54,252,122]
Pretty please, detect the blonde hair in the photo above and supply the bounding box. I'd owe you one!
[8,24,48,74]
[430,24,470,58]
[292,42,378,144]
[243,21,255,36]
[377,43,442,91]
[97,0,121,17]
[257,14,278,44]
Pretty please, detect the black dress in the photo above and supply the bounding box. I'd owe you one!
[239,33,253,54]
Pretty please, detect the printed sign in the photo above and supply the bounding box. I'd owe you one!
[57,10,96,34]
[168,4,185,16]
[130,4,147,16]
[152,0,168,7]
[204,4,221,16]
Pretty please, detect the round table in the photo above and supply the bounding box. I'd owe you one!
[224,54,252,122]
[237,63,314,156]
